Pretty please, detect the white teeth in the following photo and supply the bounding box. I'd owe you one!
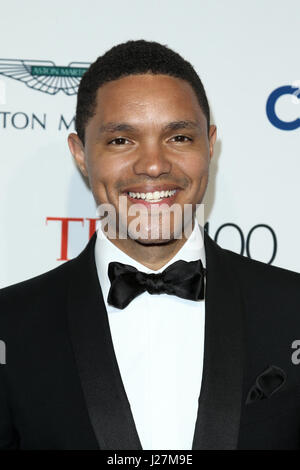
[128,189,177,200]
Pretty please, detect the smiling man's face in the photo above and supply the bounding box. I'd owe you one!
[68,73,217,247]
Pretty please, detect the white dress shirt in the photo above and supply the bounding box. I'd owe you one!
[94,219,206,450]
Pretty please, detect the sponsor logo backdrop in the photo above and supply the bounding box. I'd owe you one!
[0,0,299,287]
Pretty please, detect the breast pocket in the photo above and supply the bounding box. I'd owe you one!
[241,385,300,425]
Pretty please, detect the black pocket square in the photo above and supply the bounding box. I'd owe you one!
[246,365,287,405]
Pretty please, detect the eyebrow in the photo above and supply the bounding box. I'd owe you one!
[98,119,201,135]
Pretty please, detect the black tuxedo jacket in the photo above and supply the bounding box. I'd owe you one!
[1,231,300,450]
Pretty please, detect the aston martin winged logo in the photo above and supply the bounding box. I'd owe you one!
[0,59,90,95]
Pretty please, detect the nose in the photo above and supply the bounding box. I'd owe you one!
[132,142,172,178]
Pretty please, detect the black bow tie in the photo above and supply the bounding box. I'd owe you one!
[107,259,206,310]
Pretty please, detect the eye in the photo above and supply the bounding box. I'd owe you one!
[170,135,192,143]
[108,137,131,145]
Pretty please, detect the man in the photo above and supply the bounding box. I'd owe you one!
[0,40,300,450]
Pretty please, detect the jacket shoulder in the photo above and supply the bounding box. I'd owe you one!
[205,230,300,284]
[223,245,300,285]
[0,234,97,327]
[0,259,76,324]
[0,233,97,303]
[218,244,300,314]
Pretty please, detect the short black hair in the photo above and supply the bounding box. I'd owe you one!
[75,39,210,144]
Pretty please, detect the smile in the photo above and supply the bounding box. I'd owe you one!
[127,189,177,202]
[123,188,180,207]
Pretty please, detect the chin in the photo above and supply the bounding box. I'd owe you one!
[134,235,175,246]
[127,226,176,245]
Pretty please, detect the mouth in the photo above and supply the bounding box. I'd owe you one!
[122,187,181,206]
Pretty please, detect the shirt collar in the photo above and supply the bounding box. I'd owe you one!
[94,217,206,306]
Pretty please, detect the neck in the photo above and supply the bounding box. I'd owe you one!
[103,219,195,271]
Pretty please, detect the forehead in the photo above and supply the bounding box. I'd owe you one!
[93,73,206,126]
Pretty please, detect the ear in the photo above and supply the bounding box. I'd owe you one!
[208,125,217,159]
[67,133,88,177]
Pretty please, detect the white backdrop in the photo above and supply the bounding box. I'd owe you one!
[0,0,299,288]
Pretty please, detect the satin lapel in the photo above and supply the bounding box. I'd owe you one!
[192,232,244,450]
[67,233,142,450]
